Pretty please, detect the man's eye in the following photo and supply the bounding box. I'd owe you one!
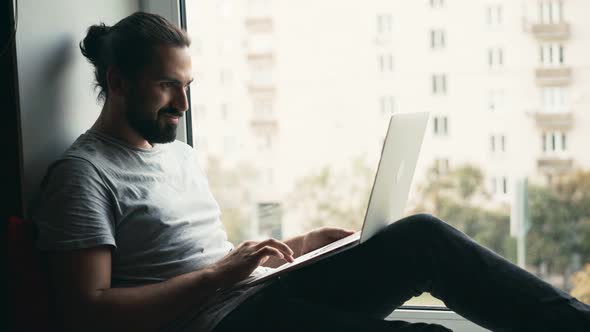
[161,82,175,88]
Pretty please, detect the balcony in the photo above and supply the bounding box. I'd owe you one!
[247,52,274,62]
[535,67,572,86]
[532,111,574,130]
[537,156,573,174]
[531,22,570,40]
[250,115,278,133]
[245,17,273,33]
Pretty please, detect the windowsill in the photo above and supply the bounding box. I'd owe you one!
[388,307,489,331]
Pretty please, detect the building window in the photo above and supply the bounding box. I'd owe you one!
[502,177,508,194]
[431,74,447,95]
[542,87,567,113]
[430,29,446,49]
[486,4,503,27]
[435,158,450,174]
[253,99,273,116]
[487,48,504,68]
[220,103,230,120]
[542,131,567,154]
[539,43,564,67]
[430,0,444,8]
[380,96,395,116]
[433,116,449,136]
[379,54,394,73]
[247,0,271,18]
[377,14,393,35]
[539,0,563,24]
[258,134,273,151]
[251,64,273,85]
[490,134,506,152]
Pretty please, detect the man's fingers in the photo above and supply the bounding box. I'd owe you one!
[254,246,285,262]
[255,238,294,257]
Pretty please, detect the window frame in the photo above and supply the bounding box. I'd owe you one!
[173,0,487,329]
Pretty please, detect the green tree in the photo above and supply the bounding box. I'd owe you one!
[413,163,514,259]
[287,157,374,233]
[527,170,590,286]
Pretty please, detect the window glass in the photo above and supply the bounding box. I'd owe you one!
[185,0,590,308]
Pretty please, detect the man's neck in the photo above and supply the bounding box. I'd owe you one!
[92,100,153,149]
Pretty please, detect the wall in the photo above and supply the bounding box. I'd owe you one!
[15,0,140,215]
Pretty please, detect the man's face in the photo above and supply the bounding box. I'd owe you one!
[124,45,193,144]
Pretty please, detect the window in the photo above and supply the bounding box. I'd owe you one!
[380,96,395,116]
[539,43,564,66]
[542,131,568,154]
[430,0,444,9]
[486,4,503,27]
[431,74,447,94]
[253,99,273,116]
[435,158,450,174]
[542,87,567,113]
[247,0,271,18]
[185,0,590,314]
[539,0,563,24]
[430,29,445,49]
[487,48,503,68]
[250,64,273,85]
[433,116,449,136]
[220,103,230,120]
[378,54,394,73]
[377,14,393,35]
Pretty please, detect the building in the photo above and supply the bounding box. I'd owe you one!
[186,0,590,238]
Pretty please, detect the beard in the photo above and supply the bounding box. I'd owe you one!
[125,94,183,145]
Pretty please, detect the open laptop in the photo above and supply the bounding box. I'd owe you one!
[236,111,430,288]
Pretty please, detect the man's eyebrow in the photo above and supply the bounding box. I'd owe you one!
[158,77,194,85]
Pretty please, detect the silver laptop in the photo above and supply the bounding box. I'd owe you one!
[236,112,430,288]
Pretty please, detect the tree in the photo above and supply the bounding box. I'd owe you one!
[286,157,374,233]
[527,170,590,288]
[412,163,514,260]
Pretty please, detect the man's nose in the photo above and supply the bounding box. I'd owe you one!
[173,87,189,113]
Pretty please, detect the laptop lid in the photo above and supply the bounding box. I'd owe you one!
[360,112,430,243]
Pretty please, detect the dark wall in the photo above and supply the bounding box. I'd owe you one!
[1,0,23,331]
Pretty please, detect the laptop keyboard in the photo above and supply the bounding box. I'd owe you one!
[236,231,361,287]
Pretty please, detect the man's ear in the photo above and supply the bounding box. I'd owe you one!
[106,66,130,98]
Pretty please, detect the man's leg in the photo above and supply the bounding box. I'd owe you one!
[218,214,590,331]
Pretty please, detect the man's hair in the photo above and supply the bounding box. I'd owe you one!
[79,12,191,102]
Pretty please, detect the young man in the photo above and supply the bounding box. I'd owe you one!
[33,12,590,332]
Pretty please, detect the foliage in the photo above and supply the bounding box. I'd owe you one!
[571,264,590,304]
[412,163,514,260]
[527,171,590,277]
[286,157,374,233]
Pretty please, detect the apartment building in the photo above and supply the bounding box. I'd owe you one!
[186,0,590,238]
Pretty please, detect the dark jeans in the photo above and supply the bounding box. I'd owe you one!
[214,214,590,332]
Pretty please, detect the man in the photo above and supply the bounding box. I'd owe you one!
[33,12,590,332]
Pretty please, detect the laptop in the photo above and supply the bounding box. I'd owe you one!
[236,111,430,288]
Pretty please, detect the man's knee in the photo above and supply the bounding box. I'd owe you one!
[382,213,451,240]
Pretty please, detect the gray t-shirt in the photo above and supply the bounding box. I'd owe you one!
[33,129,270,331]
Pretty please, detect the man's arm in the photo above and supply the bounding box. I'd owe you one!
[49,239,294,332]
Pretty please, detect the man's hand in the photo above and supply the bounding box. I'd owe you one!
[300,227,356,255]
[211,239,295,288]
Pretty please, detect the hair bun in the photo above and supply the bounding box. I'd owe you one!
[79,23,111,64]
